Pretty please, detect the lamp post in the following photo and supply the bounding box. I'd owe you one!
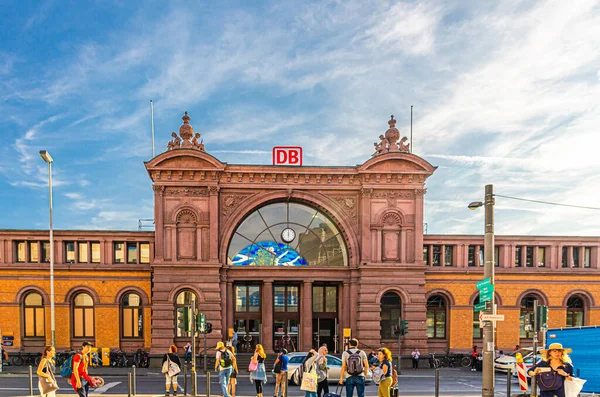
[468,184,495,397]
[39,150,55,347]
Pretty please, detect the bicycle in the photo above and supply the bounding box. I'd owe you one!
[428,352,440,369]
[11,348,41,366]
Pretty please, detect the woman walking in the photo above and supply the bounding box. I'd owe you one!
[316,346,329,397]
[162,345,182,396]
[527,343,574,397]
[301,349,318,397]
[226,345,238,397]
[250,344,267,397]
[37,346,59,397]
[376,348,393,397]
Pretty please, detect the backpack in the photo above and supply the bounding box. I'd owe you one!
[391,367,398,387]
[347,349,364,376]
[273,359,283,374]
[60,353,78,378]
[220,350,232,367]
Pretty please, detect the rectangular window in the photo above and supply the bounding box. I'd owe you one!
[562,247,568,268]
[468,246,475,267]
[478,247,483,267]
[287,286,298,312]
[526,246,534,267]
[248,286,260,312]
[313,286,324,312]
[140,243,150,264]
[114,242,125,263]
[515,246,522,267]
[325,286,337,312]
[29,242,39,263]
[473,313,482,339]
[572,247,580,268]
[432,245,441,266]
[444,246,453,266]
[123,307,142,338]
[91,242,101,263]
[42,242,50,263]
[423,246,429,265]
[584,247,592,268]
[494,246,500,267]
[538,247,546,267]
[78,242,88,263]
[65,242,75,263]
[127,242,138,264]
[236,286,248,312]
[16,241,26,262]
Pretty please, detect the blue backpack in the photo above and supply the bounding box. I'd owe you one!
[60,353,78,378]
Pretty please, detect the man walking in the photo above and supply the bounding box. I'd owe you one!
[339,339,369,397]
[71,341,94,397]
[215,342,233,397]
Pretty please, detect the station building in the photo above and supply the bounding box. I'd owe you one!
[1,113,599,356]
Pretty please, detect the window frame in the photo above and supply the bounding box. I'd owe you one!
[566,296,585,327]
[426,295,447,339]
[380,292,402,340]
[72,292,95,339]
[121,292,143,339]
[23,292,45,338]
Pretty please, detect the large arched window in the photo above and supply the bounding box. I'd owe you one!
[426,295,446,339]
[227,202,347,266]
[23,292,45,338]
[519,295,540,339]
[566,296,584,327]
[380,292,402,340]
[175,290,197,337]
[122,293,143,338]
[73,293,94,338]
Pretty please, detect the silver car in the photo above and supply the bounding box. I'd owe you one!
[285,352,373,384]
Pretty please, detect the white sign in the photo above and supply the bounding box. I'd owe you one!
[481,314,505,321]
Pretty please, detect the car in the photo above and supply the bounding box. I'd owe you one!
[511,353,542,379]
[285,352,373,384]
[494,348,541,372]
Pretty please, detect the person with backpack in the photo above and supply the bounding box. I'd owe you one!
[226,345,238,397]
[215,342,234,397]
[250,344,268,397]
[273,348,289,397]
[162,345,182,396]
[339,339,369,397]
[71,341,94,397]
[315,346,329,397]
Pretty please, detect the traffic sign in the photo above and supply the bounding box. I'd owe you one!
[479,284,494,302]
[481,314,505,321]
[476,277,491,290]
[474,302,487,312]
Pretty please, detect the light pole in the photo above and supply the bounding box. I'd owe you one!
[39,150,55,347]
[468,184,495,397]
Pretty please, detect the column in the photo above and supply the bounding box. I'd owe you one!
[153,185,165,260]
[209,186,220,261]
[475,245,481,267]
[302,281,313,350]
[556,244,563,269]
[360,189,372,263]
[414,190,425,264]
[579,247,585,269]
[400,229,407,263]
[567,246,573,267]
[428,244,433,266]
[440,244,446,266]
[262,281,273,352]
[533,246,539,267]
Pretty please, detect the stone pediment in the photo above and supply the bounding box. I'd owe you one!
[359,152,436,174]
[146,150,226,170]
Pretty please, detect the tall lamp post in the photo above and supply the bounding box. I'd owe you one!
[39,150,55,347]
[468,184,495,397]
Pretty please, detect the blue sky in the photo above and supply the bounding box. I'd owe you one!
[1,0,599,235]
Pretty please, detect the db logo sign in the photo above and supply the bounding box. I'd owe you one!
[272,146,303,166]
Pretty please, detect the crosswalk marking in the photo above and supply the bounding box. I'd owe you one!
[90,381,120,394]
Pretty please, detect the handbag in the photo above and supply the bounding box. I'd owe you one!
[249,359,258,372]
[300,364,318,392]
[168,356,181,377]
[161,358,169,373]
[537,370,563,391]
[273,359,283,374]
[40,360,60,395]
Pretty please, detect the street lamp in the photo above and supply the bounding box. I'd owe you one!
[468,184,495,397]
[39,150,55,347]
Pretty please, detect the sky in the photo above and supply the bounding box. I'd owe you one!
[1,0,599,235]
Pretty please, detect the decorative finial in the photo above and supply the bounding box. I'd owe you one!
[388,115,396,127]
[182,111,190,124]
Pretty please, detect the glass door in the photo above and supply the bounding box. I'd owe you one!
[273,319,299,352]
[273,285,300,352]
[234,284,261,352]
[312,285,339,352]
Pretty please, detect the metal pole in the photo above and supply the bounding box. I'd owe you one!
[29,365,33,396]
[192,299,197,396]
[127,373,132,397]
[397,320,401,375]
[203,331,207,373]
[434,366,439,397]
[48,161,55,347]
[482,184,495,397]
[132,365,136,395]
[507,365,512,397]
[283,370,288,397]
[184,364,188,395]
[531,300,539,397]
[206,371,211,397]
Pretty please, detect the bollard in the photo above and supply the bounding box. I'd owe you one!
[132,365,137,396]
[29,365,33,396]
[434,366,439,397]
[507,366,512,397]
[184,364,188,396]
[192,367,197,396]
[283,370,288,397]
[127,373,132,397]
[206,371,211,397]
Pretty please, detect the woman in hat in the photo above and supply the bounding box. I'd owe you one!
[527,343,573,397]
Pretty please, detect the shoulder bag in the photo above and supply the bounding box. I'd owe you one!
[538,370,564,391]
[40,360,60,395]
[300,363,318,392]
[167,355,181,377]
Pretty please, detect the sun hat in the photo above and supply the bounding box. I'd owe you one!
[540,342,572,354]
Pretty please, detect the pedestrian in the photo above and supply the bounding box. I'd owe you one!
[162,344,182,396]
[376,348,393,397]
[274,349,289,397]
[184,342,192,364]
[527,343,573,397]
[301,349,319,397]
[37,345,58,397]
[232,331,239,354]
[411,348,420,370]
[339,339,369,397]
[215,342,234,397]
[316,346,329,397]
[470,346,478,372]
[250,344,268,397]
[226,345,238,397]
[71,341,94,397]
[368,350,378,366]
[514,344,520,351]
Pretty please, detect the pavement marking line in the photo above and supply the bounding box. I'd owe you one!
[0,388,31,390]
[91,381,120,394]
[456,381,480,389]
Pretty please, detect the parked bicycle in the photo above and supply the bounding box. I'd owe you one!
[110,350,128,367]
[11,348,41,366]
[133,349,150,368]
[440,353,472,368]
[428,352,440,369]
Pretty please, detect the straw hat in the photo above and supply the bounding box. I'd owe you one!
[540,342,572,354]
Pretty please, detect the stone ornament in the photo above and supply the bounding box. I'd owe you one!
[166,111,206,152]
[372,115,410,156]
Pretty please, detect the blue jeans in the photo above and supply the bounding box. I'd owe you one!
[345,376,365,397]
[305,391,318,397]
[76,379,89,397]
[218,367,233,397]
[185,351,191,363]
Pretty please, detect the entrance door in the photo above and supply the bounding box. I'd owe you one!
[312,285,339,352]
[234,319,261,352]
[312,318,337,352]
[234,284,261,352]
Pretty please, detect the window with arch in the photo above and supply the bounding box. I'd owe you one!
[227,202,348,267]
[73,293,94,338]
[122,293,143,338]
[473,296,482,339]
[176,290,197,337]
[519,295,540,339]
[380,292,402,340]
[566,296,585,327]
[426,295,446,339]
[23,292,45,337]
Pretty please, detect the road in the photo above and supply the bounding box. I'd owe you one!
[0,368,523,397]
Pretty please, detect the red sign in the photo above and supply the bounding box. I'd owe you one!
[272,146,303,166]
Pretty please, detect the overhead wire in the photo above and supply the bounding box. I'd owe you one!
[495,194,600,211]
